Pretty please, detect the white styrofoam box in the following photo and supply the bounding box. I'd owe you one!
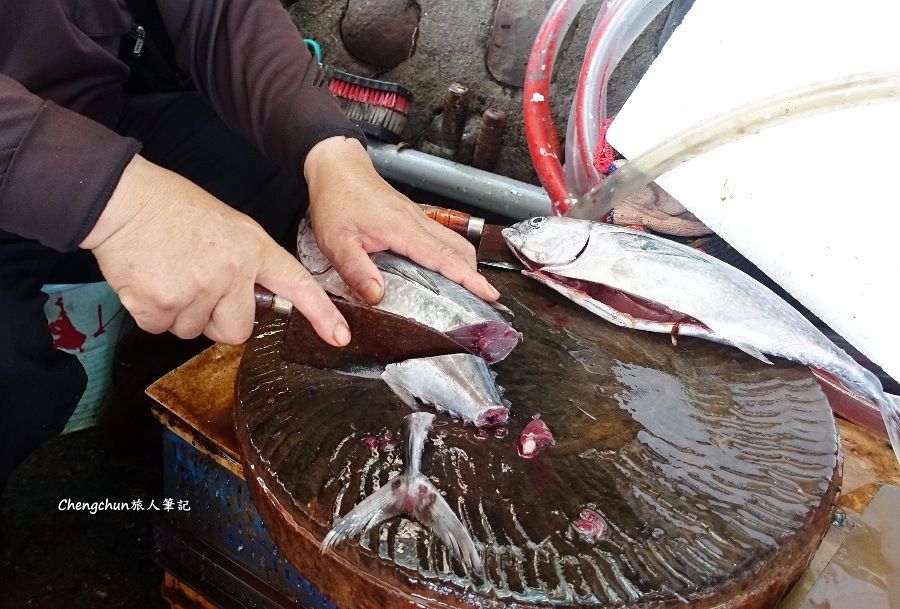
[606,0,900,382]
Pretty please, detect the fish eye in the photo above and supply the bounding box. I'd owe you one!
[529,217,544,228]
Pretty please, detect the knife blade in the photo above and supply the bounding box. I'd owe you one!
[254,286,464,369]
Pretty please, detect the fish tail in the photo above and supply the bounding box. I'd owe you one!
[321,473,401,553]
[410,472,484,573]
[877,393,900,466]
[321,470,483,572]
[839,363,900,466]
[322,412,483,572]
[840,364,900,465]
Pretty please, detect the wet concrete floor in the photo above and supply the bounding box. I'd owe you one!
[0,426,167,609]
[0,330,211,609]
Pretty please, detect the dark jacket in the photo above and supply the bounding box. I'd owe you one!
[0,0,364,251]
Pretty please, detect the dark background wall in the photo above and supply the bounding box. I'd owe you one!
[287,0,670,184]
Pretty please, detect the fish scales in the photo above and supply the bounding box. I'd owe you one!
[371,252,505,336]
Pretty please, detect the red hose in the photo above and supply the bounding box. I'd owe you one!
[523,0,583,215]
[572,12,615,189]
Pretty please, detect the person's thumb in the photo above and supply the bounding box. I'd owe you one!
[326,242,386,305]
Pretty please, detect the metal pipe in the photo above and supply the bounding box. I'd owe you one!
[441,82,470,154]
[473,107,508,172]
[368,142,552,220]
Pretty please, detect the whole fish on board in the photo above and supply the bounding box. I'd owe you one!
[382,353,510,428]
[297,219,519,363]
[502,216,900,464]
[321,411,483,573]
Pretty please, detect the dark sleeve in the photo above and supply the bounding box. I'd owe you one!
[0,73,142,251]
[156,0,366,173]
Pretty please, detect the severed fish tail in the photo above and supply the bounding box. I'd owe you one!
[821,362,900,466]
[875,393,900,466]
[321,412,483,572]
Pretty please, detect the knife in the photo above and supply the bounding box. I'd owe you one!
[420,205,521,270]
[254,286,464,369]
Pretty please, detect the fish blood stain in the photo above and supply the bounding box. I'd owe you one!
[569,508,607,541]
[555,275,711,331]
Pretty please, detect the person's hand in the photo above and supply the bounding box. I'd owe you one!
[80,155,350,346]
[303,137,501,305]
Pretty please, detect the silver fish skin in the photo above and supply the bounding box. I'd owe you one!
[297,219,519,363]
[503,216,900,464]
[321,411,483,572]
[382,353,510,428]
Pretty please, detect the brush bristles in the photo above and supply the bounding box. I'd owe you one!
[328,79,411,114]
[337,98,409,136]
[328,74,413,139]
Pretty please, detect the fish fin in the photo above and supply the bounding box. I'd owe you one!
[728,340,774,364]
[490,300,514,316]
[381,369,419,408]
[296,218,334,275]
[409,473,483,573]
[321,476,404,553]
[882,394,900,466]
[321,471,483,573]
[374,253,440,295]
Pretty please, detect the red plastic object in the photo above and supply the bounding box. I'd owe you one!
[523,0,583,214]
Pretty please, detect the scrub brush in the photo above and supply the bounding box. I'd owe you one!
[326,68,413,143]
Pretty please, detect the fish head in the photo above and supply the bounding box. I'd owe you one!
[502,216,591,269]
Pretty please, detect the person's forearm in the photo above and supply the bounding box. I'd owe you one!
[0,74,141,250]
[79,155,164,250]
[155,0,365,173]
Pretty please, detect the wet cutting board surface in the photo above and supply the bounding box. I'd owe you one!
[234,265,842,609]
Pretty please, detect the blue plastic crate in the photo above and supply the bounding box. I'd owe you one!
[155,429,338,609]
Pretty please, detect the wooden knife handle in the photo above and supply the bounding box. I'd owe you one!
[254,285,293,315]
[421,205,485,241]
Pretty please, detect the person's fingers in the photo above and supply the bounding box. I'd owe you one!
[202,288,257,345]
[314,205,500,304]
[321,235,386,304]
[169,301,219,339]
[115,284,179,335]
[387,222,501,302]
[256,247,351,346]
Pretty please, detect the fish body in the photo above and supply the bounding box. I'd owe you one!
[298,219,519,363]
[322,411,482,572]
[503,216,900,463]
[382,353,510,428]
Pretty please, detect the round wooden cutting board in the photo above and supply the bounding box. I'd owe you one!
[234,266,841,609]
